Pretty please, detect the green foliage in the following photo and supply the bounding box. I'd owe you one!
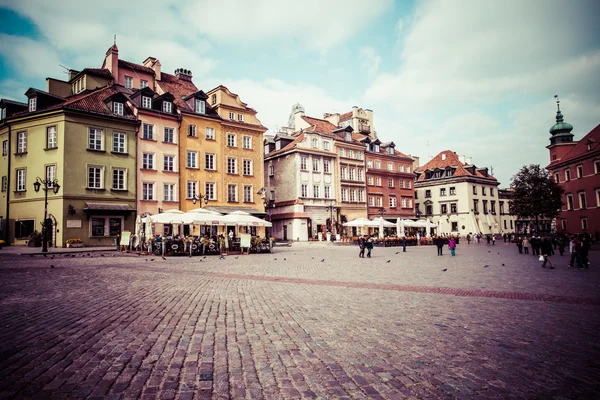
[510,164,564,222]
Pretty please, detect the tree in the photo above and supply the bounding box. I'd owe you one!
[510,164,564,233]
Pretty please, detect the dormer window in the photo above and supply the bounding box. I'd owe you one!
[163,101,172,113]
[113,102,124,116]
[0,108,5,120]
[125,76,133,89]
[238,113,243,122]
[140,80,148,89]
[373,144,380,152]
[195,99,205,114]
[229,111,235,120]
[388,147,394,155]
[211,94,216,105]
[142,96,152,109]
[345,132,352,141]
[312,138,318,148]
[28,98,36,112]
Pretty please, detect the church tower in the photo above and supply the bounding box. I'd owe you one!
[547,96,576,165]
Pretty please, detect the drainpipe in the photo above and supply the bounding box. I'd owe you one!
[5,124,11,243]
[177,112,182,211]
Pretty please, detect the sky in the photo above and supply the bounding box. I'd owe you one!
[1,0,599,186]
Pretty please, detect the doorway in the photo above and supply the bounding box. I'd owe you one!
[283,225,287,241]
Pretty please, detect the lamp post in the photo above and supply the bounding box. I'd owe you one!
[33,177,60,253]
[191,193,209,207]
[326,202,339,235]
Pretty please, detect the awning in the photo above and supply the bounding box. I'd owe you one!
[269,212,310,221]
[83,203,136,216]
[203,206,266,217]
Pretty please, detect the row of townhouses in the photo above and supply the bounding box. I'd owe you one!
[0,43,266,247]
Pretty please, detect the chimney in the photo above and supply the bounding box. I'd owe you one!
[103,43,119,80]
[144,57,161,81]
[458,155,465,164]
[68,69,80,81]
[465,157,472,165]
[175,68,193,82]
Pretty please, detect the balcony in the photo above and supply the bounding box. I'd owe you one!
[358,123,371,133]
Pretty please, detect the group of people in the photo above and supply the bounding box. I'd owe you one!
[514,234,591,269]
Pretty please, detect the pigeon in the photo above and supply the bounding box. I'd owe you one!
[483,265,489,268]
[386,260,391,263]
[145,259,148,262]
[488,251,491,253]
[284,258,286,261]
[395,252,399,254]
[321,259,325,262]
[101,254,105,257]
[274,258,277,260]
[235,256,239,259]
[150,259,155,261]
[50,265,55,269]
[162,256,166,260]
[203,256,207,259]
[501,263,505,266]
[51,256,55,259]
[87,253,90,257]
[498,252,500,255]
[442,268,447,272]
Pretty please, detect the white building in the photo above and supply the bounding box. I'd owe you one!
[414,150,502,236]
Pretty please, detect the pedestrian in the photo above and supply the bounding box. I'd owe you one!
[467,233,471,244]
[401,236,407,252]
[558,237,566,256]
[569,236,580,268]
[530,236,537,256]
[516,237,523,254]
[580,236,590,269]
[435,235,444,256]
[492,235,496,246]
[365,236,374,258]
[522,237,529,254]
[486,234,491,246]
[503,233,507,243]
[541,238,554,269]
[358,236,365,258]
[449,237,456,256]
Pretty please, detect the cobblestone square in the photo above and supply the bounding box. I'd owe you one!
[0,242,599,399]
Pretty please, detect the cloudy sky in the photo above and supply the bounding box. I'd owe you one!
[1,0,599,186]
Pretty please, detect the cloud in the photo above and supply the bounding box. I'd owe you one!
[359,47,382,78]
[0,34,65,78]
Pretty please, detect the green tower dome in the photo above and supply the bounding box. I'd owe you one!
[549,99,573,135]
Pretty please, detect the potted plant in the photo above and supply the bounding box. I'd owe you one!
[0,239,5,249]
[66,238,84,248]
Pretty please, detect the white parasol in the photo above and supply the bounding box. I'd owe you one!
[133,215,143,249]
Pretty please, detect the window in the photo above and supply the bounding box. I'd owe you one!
[188,125,197,137]
[28,97,36,112]
[310,158,319,172]
[554,173,560,182]
[376,197,382,207]
[88,128,104,151]
[348,150,354,159]
[388,178,394,188]
[581,217,588,230]
[312,138,318,148]
[15,219,35,239]
[301,184,308,197]
[441,204,447,214]
[300,157,307,170]
[206,182,216,200]
[561,219,567,230]
[482,187,486,196]
[473,199,479,213]
[565,169,571,181]
[375,177,381,186]
[124,76,133,88]
[16,169,26,191]
[243,185,252,203]
[164,127,174,143]
[243,159,252,176]
[387,162,393,171]
[112,132,126,153]
[407,199,412,208]
[357,152,363,160]
[406,166,410,173]
[227,157,237,174]
[389,197,397,208]
[2,140,7,156]
[375,160,381,169]
[340,148,346,157]
[142,124,154,140]
[367,160,372,168]
[229,112,235,120]
[449,187,455,195]
[367,176,374,185]
[425,190,431,198]
[211,94,216,105]
[187,151,198,168]
[163,101,172,113]
[490,188,494,196]
[140,80,148,89]
[187,181,198,199]
[483,200,488,214]
[358,168,363,181]
[313,185,319,198]
[595,160,600,174]
[340,167,346,180]
[358,189,364,203]
[577,165,583,178]
[227,133,236,147]
[142,153,154,169]
[205,153,215,170]
[17,131,27,153]
[91,218,105,236]
[164,184,175,202]
[45,165,56,187]
[142,96,152,109]
[415,191,418,199]
[369,196,375,207]
[47,126,57,149]
[566,194,574,210]
[0,108,5,120]
[491,201,496,213]
[113,102,124,115]
[373,144,380,153]
[87,166,103,189]
[579,192,586,209]
[1,176,5,192]
[243,136,252,149]
[426,205,432,215]
[323,142,330,151]
[112,168,126,190]
[345,132,352,141]
[451,203,457,213]
[164,155,175,172]
[142,182,155,200]
[324,186,331,199]
[597,189,600,207]
[268,165,274,176]
[195,99,205,114]
[341,188,348,202]
[350,189,356,202]
[440,188,446,196]
[472,186,477,195]
[504,220,507,230]
[205,127,214,140]
[228,184,238,202]
[349,168,355,180]
[323,160,330,173]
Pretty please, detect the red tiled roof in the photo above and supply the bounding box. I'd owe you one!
[415,150,497,182]
[301,116,338,135]
[80,68,113,79]
[548,123,600,167]
[339,111,352,119]
[156,72,198,111]
[269,212,310,220]
[118,59,155,75]
[265,132,303,158]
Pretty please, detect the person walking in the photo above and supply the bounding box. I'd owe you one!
[503,233,507,243]
[358,236,366,258]
[541,238,554,269]
[522,237,529,254]
[486,234,491,246]
[516,237,523,254]
[449,237,456,256]
[401,236,407,252]
[569,236,580,268]
[530,236,537,256]
[492,235,496,246]
[435,235,444,256]
[558,237,566,256]
[365,236,374,258]
[467,234,471,244]
[580,236,590,269]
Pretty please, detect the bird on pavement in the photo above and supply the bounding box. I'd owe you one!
[483,265,489,268]
[442,268,447,271]
[50,265,55,269]
[162,256,166,260]
[386,260,391,263]
[321,259,325,262]
[502,263,505,266]
[395,252,399,254]
[235,256,239,259]
[150,259,155,261]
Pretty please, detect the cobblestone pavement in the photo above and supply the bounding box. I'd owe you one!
[0,243,599,399]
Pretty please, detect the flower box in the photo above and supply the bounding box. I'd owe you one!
[66,243,84,248]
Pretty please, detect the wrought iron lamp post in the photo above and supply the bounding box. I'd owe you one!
[326,202,339,235]
[192,193,209,207]
[33,177,60,253]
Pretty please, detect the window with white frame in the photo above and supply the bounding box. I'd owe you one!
[367,176,374,185]
[388,162,393,171]
[390,197,397,207]
[408,199,412,208]
[227,157,237,174]
[142,124,153,140]
[313,185,319,198]
[596,189,600,207]
[301,184,308,197]
[375,160,381,169]
[2,140,7,156]
[205,182,216,200]
[16,131,27,153]
[112,168,126,190]
[229,112,235,120]
[187,151,198,168]
[349,168,355,180]
[375,177,381,186]
[124,76,133,88]
[113,102,124,115]
[367,160,373,168]
[579,191,587,209]
[324,186,330,199]
[227,184,238,202]
[323,141,330,151]
[358,189,365,202]
[205,127,214,140]
[373,144,380,152]
[16,168,26,192]
[312,158,319,172]
[28,97,37,112]
[1,176,6,192]
[87,166,103,189]
[244,185,252,202]
[357,151,363,160]
[403,198,408,208]
[238,113,244,122]
[566,194,574,210]
[142,153,154,169]
[142,182,155,200]
[112,132,126,153]
[340,167,347,180]
[163,101,172,113]
[227,133,236,147]
[300,157,307,170]
[581,217,588,230]
[188,125,197,137]
[399,179,405,189]
[195,99,205,114]
[164,183,176,202]
[350,189,356,202]
[88,128,102,150]
[268,165,274,176]
[595,160,600,174]
[341,188,348,202]
[345,132,352,141]
[406,166,411,173]
[47,126,57,149]
[339,148,346,157]
[140,80,148,89]
[243,159,252,176]
[142,96,152,109]
[388,178,394,188]
[312,138,318,148]
[91,217,123,237]
[357,168,363,181]
[205,153,215,170]
[348,150,354,159]
[369,196,375,206]
[406,180,411,189]
[399,165,405,172]
[243,136,251,149]
[164,127,174,143]
[0,108,5,120]
[376,197,382,207]
[187,181,198,199]
[164,155,175,172]
[323,160,330,173]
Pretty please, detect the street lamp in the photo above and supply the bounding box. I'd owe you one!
[325,202,339,235]
[33,177,60,253]
[415,208,422,220]
[191,193,209,207]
